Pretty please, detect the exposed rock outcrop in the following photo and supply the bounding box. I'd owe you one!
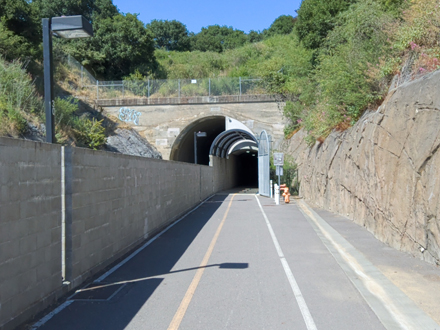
[105,128,162,159]
[285,70,440,266]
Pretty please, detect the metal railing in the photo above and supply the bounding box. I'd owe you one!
[65,55,273,103]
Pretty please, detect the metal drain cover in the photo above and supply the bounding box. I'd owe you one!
[70,283,125,301]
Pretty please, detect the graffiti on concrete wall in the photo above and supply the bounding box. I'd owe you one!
[119,107,141,125]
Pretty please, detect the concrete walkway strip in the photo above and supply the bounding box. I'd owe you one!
[254,195,318,330]
[167,194,236,330]
[296,200,440,330]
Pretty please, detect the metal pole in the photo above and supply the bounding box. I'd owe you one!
[194,132,197,164]
[42,18,55,143]
[148,79,150,98]
[122,80,125,98]
[178,79,181,99]
[209,78,211,97]
[96,80,99,100]
[239,77,242,96]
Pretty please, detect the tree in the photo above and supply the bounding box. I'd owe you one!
[65,13,157,79]
[191,25,247,52]
[91,0,119,20]
[31,0,95,21]
[264,15,296,38]
[0,0,40,59]
[147,19,191,51]
[295,0,357,50]
[247,30,263,43]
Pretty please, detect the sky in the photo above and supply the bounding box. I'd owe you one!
[112,0,303,34]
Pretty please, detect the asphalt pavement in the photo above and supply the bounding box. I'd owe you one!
[28,190,440,330]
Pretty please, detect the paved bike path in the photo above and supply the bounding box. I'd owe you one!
[30,192,439,330]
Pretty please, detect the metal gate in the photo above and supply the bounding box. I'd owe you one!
[258,130,270,196]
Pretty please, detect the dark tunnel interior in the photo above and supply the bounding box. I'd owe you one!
[235,153,258,187]
[170,116,259,188]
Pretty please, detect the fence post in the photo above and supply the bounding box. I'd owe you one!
[239,77,242,101]
[148,79,150,104]
[178,79,181,100]
[209,78,211,97]
[122,80,125,98]
[96,80,99,100]
[80,66,84,87]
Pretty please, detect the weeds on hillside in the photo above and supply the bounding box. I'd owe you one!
[53,96,106,150]
[376,0,440,80]
[0,58,42,137]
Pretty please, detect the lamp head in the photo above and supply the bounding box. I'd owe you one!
[51,15,93,38]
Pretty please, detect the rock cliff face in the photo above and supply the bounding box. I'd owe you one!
[105,128,162,159]
[285,70,440,266]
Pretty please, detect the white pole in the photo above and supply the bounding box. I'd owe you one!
[274,184,280,205]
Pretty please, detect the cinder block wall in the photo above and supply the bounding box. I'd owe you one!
[0,138,63,330]
[68,148,221,286]
[0,138,238,330]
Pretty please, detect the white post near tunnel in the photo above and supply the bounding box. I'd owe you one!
[274,183,280,205]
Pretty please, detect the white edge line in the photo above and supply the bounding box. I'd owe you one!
[31,301,74,330]
[95,195,215,283]
[254,195,318,330]
[31,195,214,330]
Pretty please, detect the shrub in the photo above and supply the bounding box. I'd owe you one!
[380,0,440,79]
[54,96,78,129]
[299,0,393,141]
[73,117,106,150]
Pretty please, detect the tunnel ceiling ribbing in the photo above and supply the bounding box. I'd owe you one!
[209,129,258,158]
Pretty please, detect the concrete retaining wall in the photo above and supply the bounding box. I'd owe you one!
[0,138,63,330]
[0,137,237,330]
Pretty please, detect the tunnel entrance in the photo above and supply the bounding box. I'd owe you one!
[170,116,261,190]
[170,116,225,165]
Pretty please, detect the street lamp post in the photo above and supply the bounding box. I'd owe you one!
[194,131,207,164]
[42,15,93,143]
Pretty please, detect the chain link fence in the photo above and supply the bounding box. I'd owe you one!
[64,56,270,101]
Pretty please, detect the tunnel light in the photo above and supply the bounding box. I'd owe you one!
[51,16,93,38]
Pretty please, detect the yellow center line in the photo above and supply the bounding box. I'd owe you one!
[167,194,236,330]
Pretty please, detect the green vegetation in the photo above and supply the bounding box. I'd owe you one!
[147,19,191,51]
[151,0,436,144]
[0,59,42,137]
[53,96,106,149]
[1,0,438,146]
[270,155,299,195]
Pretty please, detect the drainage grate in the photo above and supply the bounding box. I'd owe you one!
[70,283,125,301]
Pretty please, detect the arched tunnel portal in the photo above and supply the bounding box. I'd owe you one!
[170,116,260,188]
